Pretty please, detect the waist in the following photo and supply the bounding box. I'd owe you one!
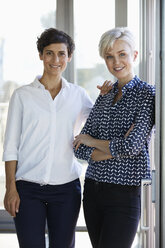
[85,178,140,191]
[16,178,80,187]
[16,160,82,185]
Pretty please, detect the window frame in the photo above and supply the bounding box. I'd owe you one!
[0,0,158,237]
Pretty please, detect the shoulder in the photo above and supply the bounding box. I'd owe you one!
[65,79,86,93]
[14,84,32,94]
[15,84,32,92]
[10,83,34,102]
[64,78,92,99]
[135,79,155,98]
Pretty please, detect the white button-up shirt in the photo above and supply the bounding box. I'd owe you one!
[2,76,93,185]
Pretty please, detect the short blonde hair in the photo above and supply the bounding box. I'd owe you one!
[99,27,136,58]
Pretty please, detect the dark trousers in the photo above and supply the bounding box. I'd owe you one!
[14,179,81,248]
[83,179,141,248]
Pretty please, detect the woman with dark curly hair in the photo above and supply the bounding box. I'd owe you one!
[3,28,112,248]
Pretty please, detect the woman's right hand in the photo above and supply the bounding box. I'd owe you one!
[91,149,112,161]
[4,161,20,217]
[125,124,134,138]
[4,188,20,217]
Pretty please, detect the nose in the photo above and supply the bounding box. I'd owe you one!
[113,56,119,65]
[52,54,59,63]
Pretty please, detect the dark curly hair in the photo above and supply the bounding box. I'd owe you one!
[37,28,75,57]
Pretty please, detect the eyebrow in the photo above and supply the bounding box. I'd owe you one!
[118,50,125,53]
[106,49,126,55]
[45,49,66,53]
[45,49,53,52]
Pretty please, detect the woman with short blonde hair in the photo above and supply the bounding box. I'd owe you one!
[74,27,155,248]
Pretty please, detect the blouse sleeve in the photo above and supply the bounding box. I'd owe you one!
[2,90,23,161]
[73,88,93,136]
[110,87,155,157]
[73,95,101,161]
[80,89,93,121]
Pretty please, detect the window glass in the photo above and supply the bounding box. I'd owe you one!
[74,0,115,101]
[127,0,140,76]
[0,0,56,209]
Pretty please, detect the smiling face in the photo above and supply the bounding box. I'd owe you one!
[105,39,138,85]
[39,43,72,77]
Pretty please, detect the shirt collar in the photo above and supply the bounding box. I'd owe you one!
[113,75,140,94]
[122,75,139,90]
[31,76,70,90]
[61,77,70,89]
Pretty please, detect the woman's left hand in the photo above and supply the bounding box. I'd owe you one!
[97,80,113,95]
[73,134,95,150]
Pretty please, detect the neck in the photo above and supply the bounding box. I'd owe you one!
[39,74,62,90]
[117,73,135,90]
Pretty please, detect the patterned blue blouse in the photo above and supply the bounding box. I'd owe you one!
[74,76,155,186]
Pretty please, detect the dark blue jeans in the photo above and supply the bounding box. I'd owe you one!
[14,179,81,248]
[83,179,141,248]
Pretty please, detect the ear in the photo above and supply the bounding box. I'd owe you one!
[133,50,138,61]
[68,54,72,62]
[39,53,43,61]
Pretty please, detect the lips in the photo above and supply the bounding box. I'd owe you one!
[50,65,60,68]
[114,67,125,71]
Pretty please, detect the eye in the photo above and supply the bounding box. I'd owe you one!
[106,55,113,59]
[59,51,66,56]
[46,51,53,56]
[119,53,125,57]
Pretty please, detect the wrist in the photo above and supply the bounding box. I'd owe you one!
[6,180,16,191]
[90,137,97,147]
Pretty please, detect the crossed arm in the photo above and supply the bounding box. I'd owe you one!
[73,125,134,161]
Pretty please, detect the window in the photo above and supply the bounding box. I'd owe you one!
[0,0,56,217]
[127,0,140,76]
[74,0,115,101]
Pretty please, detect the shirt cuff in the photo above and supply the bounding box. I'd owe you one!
[86,147,95,162]
[109,139,120,158]
[2,153,18,162]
